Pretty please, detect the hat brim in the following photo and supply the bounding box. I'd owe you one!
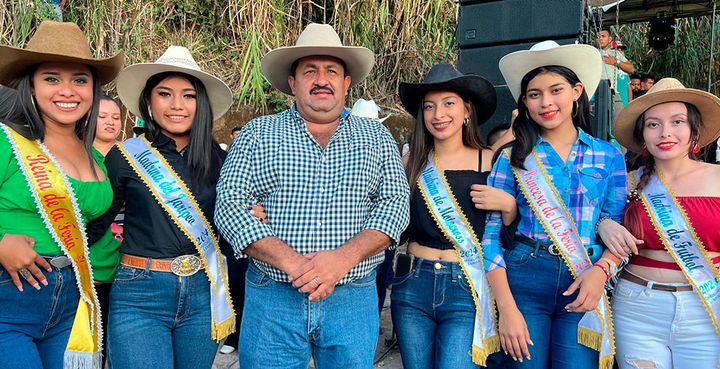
[0,45,123,86]
[116,63,233,119]
[399,75,497,125]
[499,44,602,101]
[260,46,375,95]
[613,89,720,153]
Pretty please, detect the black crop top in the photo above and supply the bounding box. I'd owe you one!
[404,151,489,250]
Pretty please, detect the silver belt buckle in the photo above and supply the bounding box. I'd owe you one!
[171,255,202,276]
[49,256,71,268]
[547,244,560,256]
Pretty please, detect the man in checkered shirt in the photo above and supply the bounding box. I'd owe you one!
[215,23,410,368]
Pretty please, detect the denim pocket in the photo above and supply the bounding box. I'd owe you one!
[0,267,11,286]
[504,247,533,267]
[613,279,649,301]
[456,274,474,294]
[347,272,377,289]
[113,265,146,283]
[245,265,273,288]
[388,271,413,287]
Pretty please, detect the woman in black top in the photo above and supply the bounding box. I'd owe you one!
[393,64,515,369]
[87,46,235,369]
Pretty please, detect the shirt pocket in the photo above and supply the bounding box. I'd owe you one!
[579,166,608,205]
[338,144,381,194]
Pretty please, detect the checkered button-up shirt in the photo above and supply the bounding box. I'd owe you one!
[481,128,627,272]
[215,107,410,284]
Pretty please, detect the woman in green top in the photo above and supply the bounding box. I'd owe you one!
[0,21,122,369]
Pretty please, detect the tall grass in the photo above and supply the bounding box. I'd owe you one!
[1,0,457,143]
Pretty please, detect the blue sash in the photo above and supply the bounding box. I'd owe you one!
[637,168,720,336]
[119,137,235,340]
[418,154,499,365]
[509,149,614,369]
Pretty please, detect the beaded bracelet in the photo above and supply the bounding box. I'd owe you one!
[594,215,612,234]
[593,263,611,282]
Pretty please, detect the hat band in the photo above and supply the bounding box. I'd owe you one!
[155,57,201,70]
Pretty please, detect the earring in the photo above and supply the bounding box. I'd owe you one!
[148,107,153,121]
[30,95,38,114]
[639,144,649,156]
[691,143,700,154]
[463,117,469,126]
[572,100,579,117]
[525,110,531,121]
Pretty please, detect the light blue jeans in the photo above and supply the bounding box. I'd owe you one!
[239,263,378,369]
[107,263,219,369]
[505,243,598,369]
[0,264,79,369]
[613,277,720,368]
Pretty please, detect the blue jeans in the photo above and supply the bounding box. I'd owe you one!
[239,262,378,369]
[107,263,219,369]
[0,264,79,369]
[505,243,598,369]
[613,278,720,369]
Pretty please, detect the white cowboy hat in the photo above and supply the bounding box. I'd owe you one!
[260,23,375,95]
[116,45,233,119]
[498,40,602,101]
[351,98,390,122]
[613,78,720,152]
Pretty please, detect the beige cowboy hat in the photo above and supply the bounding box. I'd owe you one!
[351,99,390,122]
[0,21,123,86]
[261,23,375,95]
[116,45,233,119]
[498,40,602,101]
[613,78,720,152]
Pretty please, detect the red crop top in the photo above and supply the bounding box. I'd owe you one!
[628,197,720,270]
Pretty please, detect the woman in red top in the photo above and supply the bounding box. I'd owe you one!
[597,78,720,368]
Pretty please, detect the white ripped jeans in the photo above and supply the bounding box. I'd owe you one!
[612,278,720,369]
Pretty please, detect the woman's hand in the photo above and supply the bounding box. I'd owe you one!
[0,234,51,291]
[498,305,533,363]
[470,184,517,224]
[249,203,268,224]
[596,218,642,258]
[563,266,607,312]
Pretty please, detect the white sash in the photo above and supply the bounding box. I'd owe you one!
[119,137,235,340]
[637,168,720,336]
[509,149,614,369]
[418,154,499,365]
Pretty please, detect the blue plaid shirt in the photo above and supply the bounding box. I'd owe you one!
[481,128,627,272]
[215,106,410,284]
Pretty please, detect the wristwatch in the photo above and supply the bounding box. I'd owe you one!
[599,257,618,277]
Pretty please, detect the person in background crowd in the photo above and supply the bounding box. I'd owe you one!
[601,78,720,369]
[629,74,642,99]
[483,40,626,369]
[230,126,241,140]
[634,74,655,98]
[0,20,122,369]
[597,28,635,119]
[215,23,410,369]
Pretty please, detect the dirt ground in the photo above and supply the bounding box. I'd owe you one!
[211,294,403,369]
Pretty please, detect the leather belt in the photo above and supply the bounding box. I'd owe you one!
[620,271,693,292]
[516,236,560,256]
[121,254,203,277]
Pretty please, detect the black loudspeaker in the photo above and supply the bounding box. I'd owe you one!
[457,0,589,143]
[457,0,584,48]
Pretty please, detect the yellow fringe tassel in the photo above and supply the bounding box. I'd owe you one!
[212,316,236,341]
[600,355,614,369]
[577,326,603,351]
[471,336,501,366]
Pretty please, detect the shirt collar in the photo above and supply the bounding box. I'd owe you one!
[289,104,351,123]
[537,127,592,148]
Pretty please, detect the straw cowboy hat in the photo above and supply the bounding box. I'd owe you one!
[613,78,720,152]
[116,45,233,119]
[351,99,390,122]
[0,21,123,85]
[498,40,602,101]
[261,23,375,95]
[399,63,497,125]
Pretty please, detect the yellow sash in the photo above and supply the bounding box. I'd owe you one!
[3,125,102,369]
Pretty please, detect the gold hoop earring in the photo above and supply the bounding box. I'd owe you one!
[148,107,153,121]
[572,100,579,118]
[30,95,38,115]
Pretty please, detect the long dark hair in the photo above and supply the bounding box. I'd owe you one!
[405,94,488,190]
[509,66,592,169]
[623,102,703,239]
[138,71,221,188]
[1,65,102,179]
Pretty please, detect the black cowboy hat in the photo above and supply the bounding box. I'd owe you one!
[399,63,497,125]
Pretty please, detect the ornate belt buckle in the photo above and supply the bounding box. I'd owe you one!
[171,255,201,276]
[547,244,560,256]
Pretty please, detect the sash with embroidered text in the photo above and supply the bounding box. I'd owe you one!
[119,137,235,340]
[636,168,720,336]
[2,124,103,369]
[508,148,614,369]
[418,153,500,365]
